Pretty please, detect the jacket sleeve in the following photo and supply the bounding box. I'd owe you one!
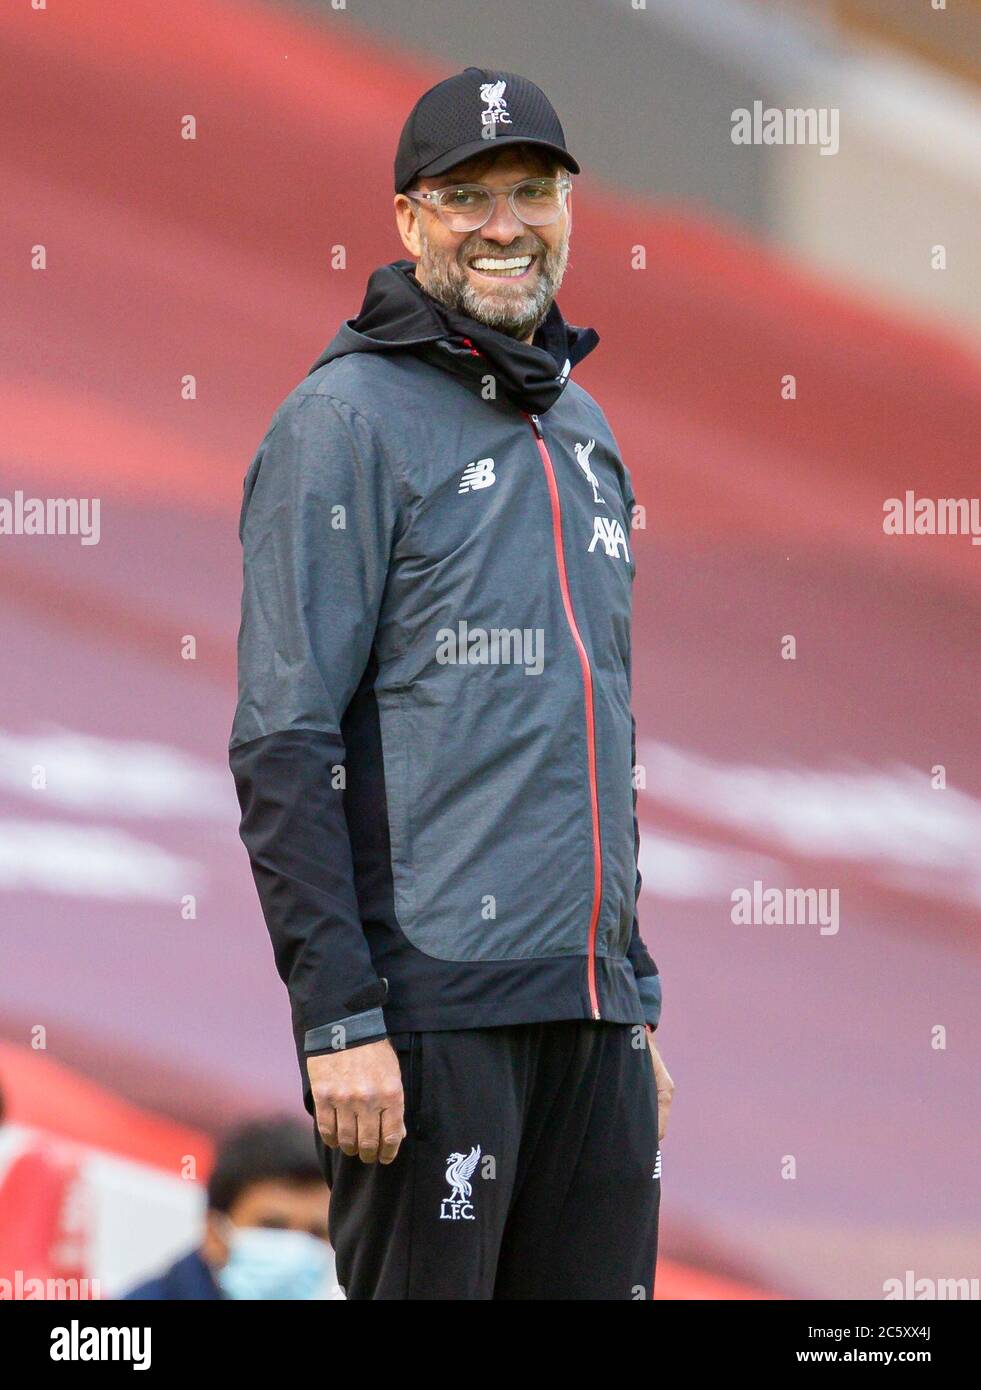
[626,714,662,1030]
[619,453,662,1030]
[229,390,401,1055]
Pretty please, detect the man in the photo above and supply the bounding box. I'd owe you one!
[230,66,673,1300]
[123,1118,342,1300]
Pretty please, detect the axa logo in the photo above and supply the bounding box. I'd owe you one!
[588,515,629,561]
[479,80,511,127]
[439,1145,481,1220]
[459,457,496,493]
[574,439,604,504]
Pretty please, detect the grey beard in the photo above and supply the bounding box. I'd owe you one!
[417,227,569,342]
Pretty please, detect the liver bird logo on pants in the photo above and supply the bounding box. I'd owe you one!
[440,1146,482,1220]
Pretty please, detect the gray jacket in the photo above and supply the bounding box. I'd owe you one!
[229,260,661,1099]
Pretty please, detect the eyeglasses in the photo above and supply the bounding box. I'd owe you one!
[403,176,572,232]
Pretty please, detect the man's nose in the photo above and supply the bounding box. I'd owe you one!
[480,193,526,242]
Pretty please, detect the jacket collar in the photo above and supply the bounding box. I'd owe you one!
[310,260,598,415]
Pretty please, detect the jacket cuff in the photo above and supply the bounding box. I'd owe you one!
[303,1007,387,1054]
[635,973,662,1030]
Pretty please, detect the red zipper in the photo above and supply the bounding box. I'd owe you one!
[526,411,603,1020]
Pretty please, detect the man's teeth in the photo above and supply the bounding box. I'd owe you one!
[470,255,534,277]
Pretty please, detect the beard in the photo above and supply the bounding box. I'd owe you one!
[416,222,570,342]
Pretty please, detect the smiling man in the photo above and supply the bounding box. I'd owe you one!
[399,144,568,342]
[230,66,673,1301]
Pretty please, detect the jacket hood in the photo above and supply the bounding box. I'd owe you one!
[308,260,599,414]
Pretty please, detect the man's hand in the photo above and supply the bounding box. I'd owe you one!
[646,1030,674,1144]
[307,1038,406,1165]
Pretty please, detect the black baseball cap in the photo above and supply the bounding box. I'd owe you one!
[394,66,580,194]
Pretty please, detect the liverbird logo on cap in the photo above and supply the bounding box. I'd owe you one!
[479,80,511,127]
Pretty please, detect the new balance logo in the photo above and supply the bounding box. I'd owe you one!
[440,1146,481,1220]
[459,458,496,493]
[588,515,629,560]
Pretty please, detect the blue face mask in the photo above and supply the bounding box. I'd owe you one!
[215,1224,337,1301]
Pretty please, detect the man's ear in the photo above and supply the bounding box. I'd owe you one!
[201,1210,231,1268]
[394,195,423,259]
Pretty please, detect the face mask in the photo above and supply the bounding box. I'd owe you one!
[215,1223,337,1300]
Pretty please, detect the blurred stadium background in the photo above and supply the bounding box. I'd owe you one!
[0,0,978,1299]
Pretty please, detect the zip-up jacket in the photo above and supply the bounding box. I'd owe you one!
[230,260,661,1107]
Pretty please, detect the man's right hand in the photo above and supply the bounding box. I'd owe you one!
[307,1039,406,1165]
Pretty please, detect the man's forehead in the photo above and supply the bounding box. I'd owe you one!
[417,145,558,189]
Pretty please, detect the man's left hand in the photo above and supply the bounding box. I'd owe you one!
[646,1031,674,1143]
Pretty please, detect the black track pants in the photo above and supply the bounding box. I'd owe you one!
[315,1019,661,1300]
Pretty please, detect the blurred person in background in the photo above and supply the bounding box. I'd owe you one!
[123,1117,342,1300]
[231,66,673,1300]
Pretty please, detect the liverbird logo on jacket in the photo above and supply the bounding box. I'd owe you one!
[574,439,605,505]
[440,1146,482,1220]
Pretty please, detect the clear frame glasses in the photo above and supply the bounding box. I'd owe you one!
[404,176,572,233]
